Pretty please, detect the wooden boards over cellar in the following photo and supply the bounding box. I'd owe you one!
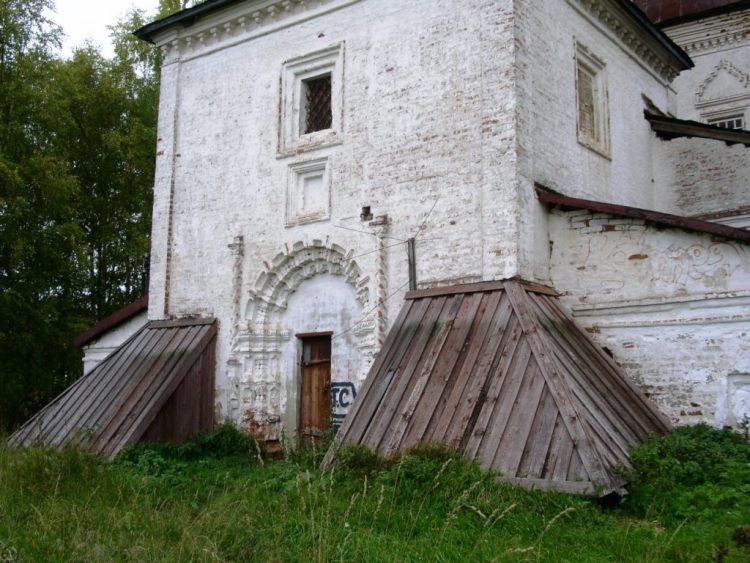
[325,280,671,496]
[9,319,217,458]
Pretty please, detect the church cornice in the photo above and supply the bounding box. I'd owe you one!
[569,0,692,82]
[139,0,361,64]
[664,9,750,55]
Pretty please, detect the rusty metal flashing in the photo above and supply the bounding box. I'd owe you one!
[645,111,750,146]
[73,295,148,348]
[697,205,750,220]
[536,185,750,244]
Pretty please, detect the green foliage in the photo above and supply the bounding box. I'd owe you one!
[282,426,338,468]
[1,445,106,499]
[0,1,166,431]
[625,424,750,523]
[118,423,262,465]
[2,430,749,561]
[335,443,391,474]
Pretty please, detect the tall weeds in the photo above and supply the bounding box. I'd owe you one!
[1,425,749,561]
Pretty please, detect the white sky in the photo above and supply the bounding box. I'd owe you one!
[49,0,160,58]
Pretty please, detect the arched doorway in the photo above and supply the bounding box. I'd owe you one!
[227,240,374,443]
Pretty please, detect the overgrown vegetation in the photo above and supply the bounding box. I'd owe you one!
[1,424,749,561]
[0,0,197,432]
[624,424,750,526]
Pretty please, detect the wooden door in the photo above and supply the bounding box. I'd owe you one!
[299,335,331,444]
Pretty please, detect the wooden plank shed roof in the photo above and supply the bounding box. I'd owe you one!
[324,281,671,496]
[9,318,217,458]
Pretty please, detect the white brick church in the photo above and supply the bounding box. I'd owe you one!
[73,0,750,449]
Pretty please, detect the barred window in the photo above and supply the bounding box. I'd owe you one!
[303,74,332,134]
[279,44,343,155]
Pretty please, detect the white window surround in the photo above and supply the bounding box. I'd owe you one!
[574,40,610,159]
[703,107,747,131]
[279,43,344,157]
[286,157,331,227]
[707,115,745,130]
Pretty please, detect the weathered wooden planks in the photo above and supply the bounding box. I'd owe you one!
[325,280,671,496]
[9,319,217,458]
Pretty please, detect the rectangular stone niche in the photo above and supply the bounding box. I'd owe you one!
[286,157,331,226]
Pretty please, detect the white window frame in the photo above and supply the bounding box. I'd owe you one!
[703,107,747,131]
[286,157,331,227]
[279,43,344,157]
[574,41,610,158]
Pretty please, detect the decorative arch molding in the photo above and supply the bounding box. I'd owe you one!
[226,239,376,440]
[696,60,749,104]
[245,239,370,329]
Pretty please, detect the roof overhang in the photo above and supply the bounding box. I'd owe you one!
[536,185,750,244]
[136,0,693,81]
[567,0,693,82]
[643,0,750,28]
[73,295,149,347]
[135,0,247,44]
[614,0,693,69]
[645,111,750,146]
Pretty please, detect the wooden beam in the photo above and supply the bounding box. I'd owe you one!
[406,280,558,301]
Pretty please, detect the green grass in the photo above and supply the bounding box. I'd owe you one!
[1,424,749,562]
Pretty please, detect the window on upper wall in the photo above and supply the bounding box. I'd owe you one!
[279,44,343,156]
[707,115,745,130]
[575,41,610,158]
[302,74,332,134]
[695,60,749,134]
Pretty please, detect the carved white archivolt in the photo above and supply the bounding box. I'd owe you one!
[226,239,374,439]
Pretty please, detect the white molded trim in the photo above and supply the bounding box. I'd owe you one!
[574,39,611,159]
[154,0,361,65]
[278,43,344,157]
[567,0,686,83]
[666,10,750,56]
[285,156,332,226]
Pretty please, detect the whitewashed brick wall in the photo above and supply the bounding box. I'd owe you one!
[548,208,750,427]
[147,0,524,435]
[514,0,679,281]
[654,9,750,218]
[81,312,148,375]
[653,136,750,217]
[141,0,749,436]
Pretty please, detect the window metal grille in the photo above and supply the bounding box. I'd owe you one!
[304,75,332,134]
